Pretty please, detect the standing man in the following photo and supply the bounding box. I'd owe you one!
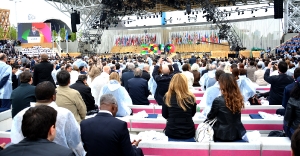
[56,70,86,123]
[0,54,12,112]
[30,56,38,69]
[33,53,55,86]
[10,71,36,118]
[128,68,150,105]
[141,64,150,82]
[264,61,294,105]
[152,57,180,105]
[80,94,144,156]
[121,63,135,91]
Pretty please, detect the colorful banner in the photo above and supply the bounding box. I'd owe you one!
[169,30,221,45]
[140,44,174,54]
[114,33,159,46]
[18,23,52,43]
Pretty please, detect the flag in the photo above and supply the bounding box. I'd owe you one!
[65,31,68,41]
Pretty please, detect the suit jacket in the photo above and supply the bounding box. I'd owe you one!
[10,83,36,118]
[80,112,141,156]
[0,138,75,156]
[152,64,180,105]
[141,70,150,82]
[33,61,55,86]
[121,70,134,91]
[128,77,150,105]
[254,69,268,86]
[246,66,256,82]
[70,80,95,112]
[264,69,294,105]
[207,96,246,141]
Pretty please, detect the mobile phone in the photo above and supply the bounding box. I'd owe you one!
[271,61,276,65]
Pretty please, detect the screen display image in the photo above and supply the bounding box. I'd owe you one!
[18,23,52,43]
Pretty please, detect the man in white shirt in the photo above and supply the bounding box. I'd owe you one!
[11,81,85,156]
[91,66,110,106]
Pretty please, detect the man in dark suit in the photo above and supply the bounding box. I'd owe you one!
[0,105,75,156]
[189,55,196,65]
[10,71,36,118]
[264,61,294,105]
[121,63,135,91]
[33,53,55,86]
[141,64,150,82]
[152,57,180,105]
[80,94,144,156]
[28,26,40,37]
[70,75,97,113]
[128,68,150,105]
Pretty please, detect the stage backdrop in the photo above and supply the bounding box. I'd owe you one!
[18,23,52,43]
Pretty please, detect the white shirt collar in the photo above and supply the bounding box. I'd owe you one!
[98,110,112,116]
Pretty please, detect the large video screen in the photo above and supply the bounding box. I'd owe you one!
[18,23,52,43]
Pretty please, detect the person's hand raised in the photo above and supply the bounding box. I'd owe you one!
[131,139,142,147]
[0,143,6,149]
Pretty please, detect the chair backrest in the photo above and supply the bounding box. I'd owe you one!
[261,137,291,156]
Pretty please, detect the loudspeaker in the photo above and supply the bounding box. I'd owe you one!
[274,0,283,19]
[75,12,80,24]
[71,13,77,32]
[186,3,191,15]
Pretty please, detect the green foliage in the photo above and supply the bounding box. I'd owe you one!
[60,28,66,41]
[52,30,57,37]
[0,26,4,40]
[70,32,76,42]
[9,27,17,40]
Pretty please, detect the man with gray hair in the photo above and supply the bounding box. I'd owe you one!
[121,63,135,91]
[141,64,150,82]
[80,94,144,156]
[128,68,150,105]
[33,53,55,86]
[199,64,217,90]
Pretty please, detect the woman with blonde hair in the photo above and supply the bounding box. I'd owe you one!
[87,64,101,85]
[99,72,132,117]
[207,73,246,142]
[163,73,197,142]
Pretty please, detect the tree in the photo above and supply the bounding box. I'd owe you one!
[9,27,17,40]
[60,28,66,41]
[70,32,76,42]
[0,26,4,40]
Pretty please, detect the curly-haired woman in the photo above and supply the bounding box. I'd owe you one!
[207,73,246,142]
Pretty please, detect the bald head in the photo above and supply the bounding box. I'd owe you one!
[162,65,170,75]
[103,66,111,74]
[0,53,7,62]
[134,68,143,77]
[143,64,149,72]
[40,53,48,61]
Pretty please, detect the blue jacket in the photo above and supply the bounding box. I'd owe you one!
[121,71,134,91]
[0,61,12,99]
[128,77,150,105]
[282,81,297,108]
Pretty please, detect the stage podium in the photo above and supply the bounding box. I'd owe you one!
[27,37,41,43]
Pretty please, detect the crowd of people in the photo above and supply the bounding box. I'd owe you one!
[0,48,300,155]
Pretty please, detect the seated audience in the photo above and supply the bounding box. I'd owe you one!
[284,78,300,139]
[99,72,132,117]
[79,66,87,75]
[237,69,256,104]
[2,105,75,156]
[200,70,225,117]
[191,63,200,87]
[10,71,36,118]
[291,127,300,156]
[254,63,268,86]
[207,73,246,142]
[11,81,84,155]
[163,74,196,142]
[152,58,180,105]
[181,64,194,90]
[128,68,150,105]
[56,70,86,123]
[70,75,97,114]
[91,66,110,106]
[80,94,143,156]
[264,61,294,105]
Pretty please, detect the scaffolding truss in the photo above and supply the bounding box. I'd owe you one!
[285,0,300,33]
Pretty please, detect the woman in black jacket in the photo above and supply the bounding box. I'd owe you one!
[284,77,300,139]
[207,73,246,141]
[163,73,196,142]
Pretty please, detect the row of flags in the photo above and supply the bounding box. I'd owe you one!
[169,31,221,45]
[114,33,158,46]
